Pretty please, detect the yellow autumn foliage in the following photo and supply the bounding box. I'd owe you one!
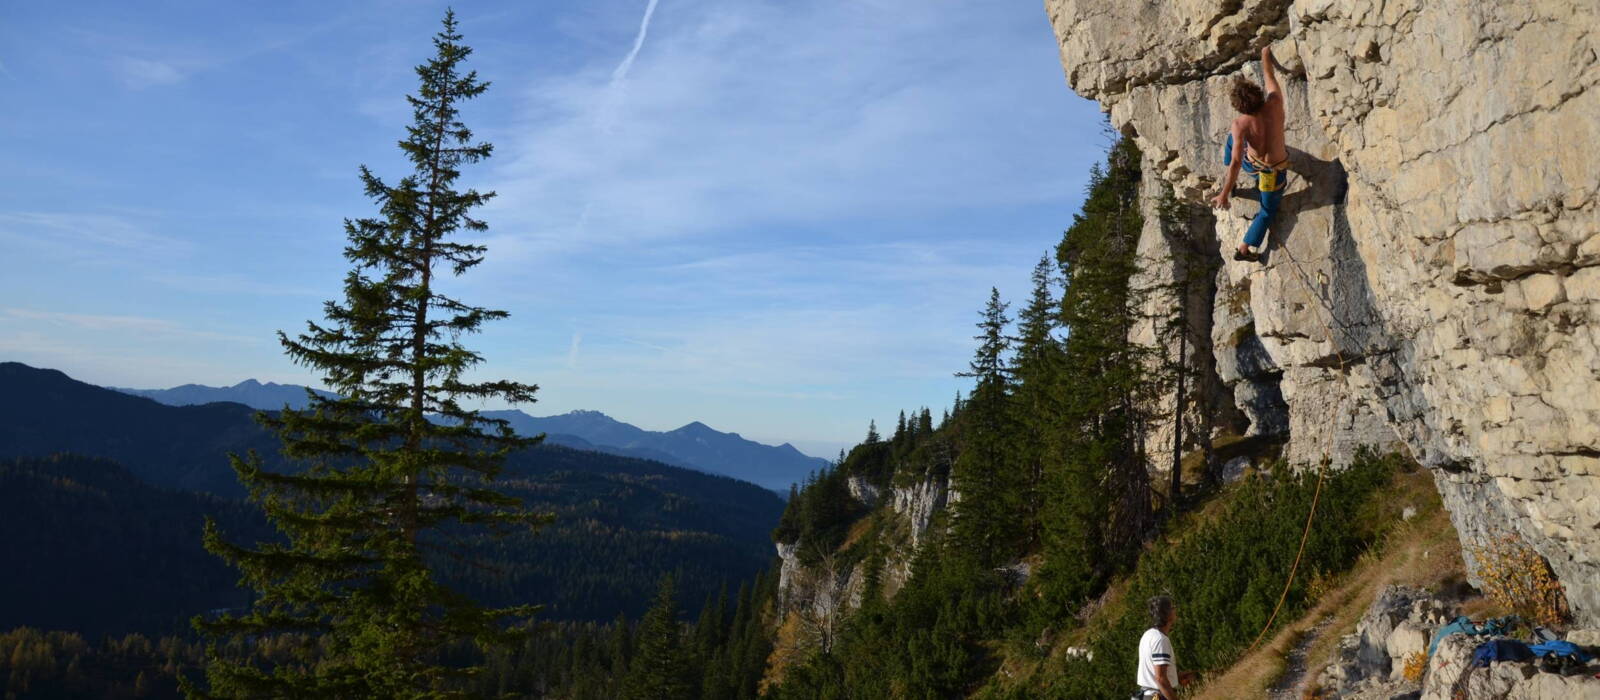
[1467,533,1569,628]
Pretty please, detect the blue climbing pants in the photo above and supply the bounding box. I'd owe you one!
[1224,133,1288,248]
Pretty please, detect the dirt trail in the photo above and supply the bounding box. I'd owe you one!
[1267,615,1334,699]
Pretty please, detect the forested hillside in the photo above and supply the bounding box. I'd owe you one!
[0,455,269,638]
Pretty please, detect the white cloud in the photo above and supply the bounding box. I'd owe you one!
[145,272,321,298]
[112,56,185,89]
[1,307,255,344]
[566,331,583,367]
[0,212,189,264]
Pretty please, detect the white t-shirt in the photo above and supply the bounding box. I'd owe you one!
[1137,627,1179,691]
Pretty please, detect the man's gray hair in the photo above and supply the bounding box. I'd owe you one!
[1148,595,1175,628]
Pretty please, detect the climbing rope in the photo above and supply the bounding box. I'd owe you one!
[1242,228,1354,654]
[1245,454,1329,652]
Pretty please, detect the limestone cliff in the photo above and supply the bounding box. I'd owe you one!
[1045,0,1600,624]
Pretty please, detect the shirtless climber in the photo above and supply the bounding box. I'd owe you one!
[1211,45,1290,262]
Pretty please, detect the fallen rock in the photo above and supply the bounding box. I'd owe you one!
[1385,621,1430,680]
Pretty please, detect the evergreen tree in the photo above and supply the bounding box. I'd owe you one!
[1010,255,1063,550]
[189,12,548,698]
[864,420,880,445]
[607,612,633,684]
[1038,137,1155,611]
[1153,188,1220,501]
[859,541,886,607]
[949,288,1021,565]
[893,411,907,445]
[622,576,693,700]
[773,485,802,543]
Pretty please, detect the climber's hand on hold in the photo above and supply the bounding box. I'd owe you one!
[1211,192,1231,210]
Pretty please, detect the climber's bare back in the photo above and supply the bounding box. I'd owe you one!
[1233,92,1286,166]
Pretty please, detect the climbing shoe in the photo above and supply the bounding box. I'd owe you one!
[1233,248,1259,262]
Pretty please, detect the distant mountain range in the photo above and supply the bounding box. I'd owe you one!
[0,361,786,631]
[109,378,339,411]
[109,380,828,492]
[479,409,827,492]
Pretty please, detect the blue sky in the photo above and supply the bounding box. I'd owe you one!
[0,0,1107,458]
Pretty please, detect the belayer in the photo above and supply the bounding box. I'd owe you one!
[1212,45,1290,262]
[1133,595,1196,699]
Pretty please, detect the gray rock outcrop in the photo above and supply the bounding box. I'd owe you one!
[847,474,882,507]
[1317,585,1451,697]
[1045,0,1600,624]
[892,474,950,551]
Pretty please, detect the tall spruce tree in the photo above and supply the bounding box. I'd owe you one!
[189,12,549,698]
[1038,137,1155,610]
[949,288,1021,565]
[1010,255,1063,551]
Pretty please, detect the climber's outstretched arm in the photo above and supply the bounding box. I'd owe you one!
[1211,122,1245,209]
[1261,45,1280,99]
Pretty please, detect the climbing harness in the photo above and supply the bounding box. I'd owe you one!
[1245,151,1290,193]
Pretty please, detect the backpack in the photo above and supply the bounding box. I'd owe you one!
[1451,639,1534,700]
[1530,640,1594,676]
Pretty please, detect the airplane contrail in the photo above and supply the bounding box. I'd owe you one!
[610,0,660,86]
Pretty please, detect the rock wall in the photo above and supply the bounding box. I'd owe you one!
[847,474,882,507]
[892,474,951,551]
[1045,0,1600,624]
[773,473,950,623]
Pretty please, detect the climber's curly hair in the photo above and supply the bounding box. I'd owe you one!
[1230,78,1266,115]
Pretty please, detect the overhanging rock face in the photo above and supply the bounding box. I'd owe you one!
[1044,0,1600,623]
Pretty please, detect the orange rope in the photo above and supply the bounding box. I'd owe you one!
[1246,455,1329,652]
